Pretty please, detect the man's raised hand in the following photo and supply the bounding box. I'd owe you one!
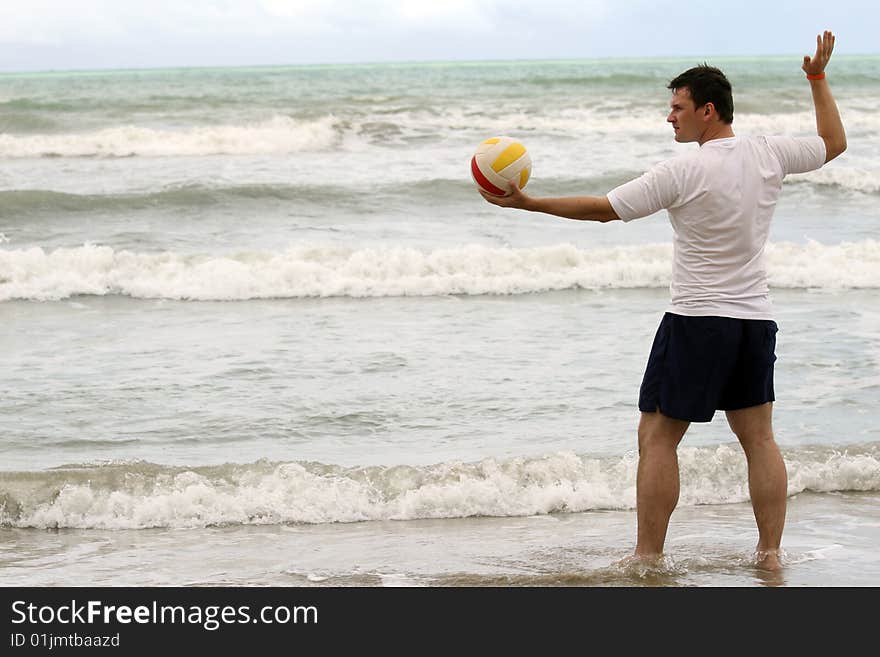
[803,30,835,77]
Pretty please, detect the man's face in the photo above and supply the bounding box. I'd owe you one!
[667,87,704,143]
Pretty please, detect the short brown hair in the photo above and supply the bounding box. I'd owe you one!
[668,65,734,124]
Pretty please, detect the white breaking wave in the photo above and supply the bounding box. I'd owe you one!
[0,115,340,157]
[793,165,880,194]
[734,109,880,139]
[1,240,878,302]
[1,107,877,197]
[1,445,877,529]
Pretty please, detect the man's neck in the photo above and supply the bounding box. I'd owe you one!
[699,123,735,145]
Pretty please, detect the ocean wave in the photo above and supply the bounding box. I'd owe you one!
[1,240,878,302]
[789,166,880,195]
[0,178,531,217]
[0,184,367,215]
[0,97,78,112]
[1,443,877,529]
[3,103,877,159]
[0,115,341,157]
[734,109,880,138]
[1,167,874,210]
[0,177,634,217]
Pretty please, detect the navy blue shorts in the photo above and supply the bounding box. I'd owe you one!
[638,313,779,422]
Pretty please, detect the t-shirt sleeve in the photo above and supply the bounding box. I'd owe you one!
[606,161,678,222]
[765,135,826,175]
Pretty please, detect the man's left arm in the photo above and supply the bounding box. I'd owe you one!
[479,182,620,223]
[803,30,847,163]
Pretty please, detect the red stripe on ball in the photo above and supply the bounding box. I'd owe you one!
[471,156,507,196]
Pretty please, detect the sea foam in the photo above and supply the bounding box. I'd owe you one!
[1,444,877,529]
[2,240,878,301]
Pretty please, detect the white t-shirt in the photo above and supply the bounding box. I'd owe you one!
[607,135,826,320]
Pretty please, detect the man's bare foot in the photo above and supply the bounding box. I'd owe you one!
[614,553,676,573]
[754,548,783,571]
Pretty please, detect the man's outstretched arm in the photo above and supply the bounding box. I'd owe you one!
[479,182,620,222]
[803,30,847,162]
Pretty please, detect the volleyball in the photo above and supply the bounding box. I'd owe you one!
[470,136,531,197]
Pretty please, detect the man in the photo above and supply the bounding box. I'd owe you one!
[480,32,846,570]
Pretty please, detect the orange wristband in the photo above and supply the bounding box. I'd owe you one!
[806,72,826,80]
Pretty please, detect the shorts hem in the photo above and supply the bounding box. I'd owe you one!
[717,397,776,412]
[637,401,714,423]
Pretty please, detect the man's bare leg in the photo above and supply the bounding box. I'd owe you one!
[634,411,690,559]
[725,403,788,571]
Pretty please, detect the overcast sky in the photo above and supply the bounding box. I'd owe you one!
[1,0,877,72]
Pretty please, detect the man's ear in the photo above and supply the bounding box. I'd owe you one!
[703,102,715,119]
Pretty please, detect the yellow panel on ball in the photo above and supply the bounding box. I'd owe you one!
[470,136,532,197]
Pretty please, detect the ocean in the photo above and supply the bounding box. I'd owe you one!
[1,56,878,587]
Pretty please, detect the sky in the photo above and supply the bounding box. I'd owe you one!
[0,0,878,72]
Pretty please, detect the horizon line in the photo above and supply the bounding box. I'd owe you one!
[2,51,878,77]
